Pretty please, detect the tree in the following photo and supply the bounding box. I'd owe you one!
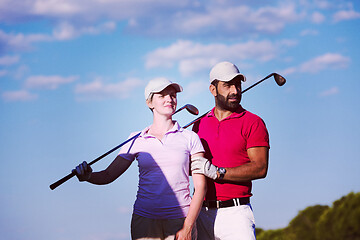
[285,205,329,240]
[316,192,360,240]
[257,228,286,240]
[256,191,360,240]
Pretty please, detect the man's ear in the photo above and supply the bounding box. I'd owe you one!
[209,84,217,97]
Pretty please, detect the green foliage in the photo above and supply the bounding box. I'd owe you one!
[257,192,360,240]
[285,205,329,240]
[257,228,286,240]
[316,192,360,240]
[255,228,264,237]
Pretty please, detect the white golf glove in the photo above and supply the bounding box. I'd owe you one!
[191,156,218,180]
[72,161,92,182]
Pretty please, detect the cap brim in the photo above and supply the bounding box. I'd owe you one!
[146,83,183,100]
[153,83,182,93]
[211,73,246,83]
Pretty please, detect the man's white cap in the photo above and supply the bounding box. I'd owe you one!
[144,77,183,100]
[209,61,246,83]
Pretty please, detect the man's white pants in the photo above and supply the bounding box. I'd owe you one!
[196,204,256,240]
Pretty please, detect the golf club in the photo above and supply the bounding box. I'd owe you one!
[50,104,199,190]
[174,104,200,115]
[242,73,286,94]
[182,73,286,129]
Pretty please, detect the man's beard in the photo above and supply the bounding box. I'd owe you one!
[215,92,241,112]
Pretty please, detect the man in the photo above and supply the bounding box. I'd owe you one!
[191,61,270,240]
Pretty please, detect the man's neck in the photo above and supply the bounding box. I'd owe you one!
[214,107,234,121]
[213,105,242,121]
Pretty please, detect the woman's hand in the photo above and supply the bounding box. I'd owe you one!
[175,225,192,240]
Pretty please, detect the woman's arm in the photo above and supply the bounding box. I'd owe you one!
[176,152,207,240]
[85,155,132,185]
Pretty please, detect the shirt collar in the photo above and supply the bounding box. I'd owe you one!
[207,105,246,120]
[140,121,182,138]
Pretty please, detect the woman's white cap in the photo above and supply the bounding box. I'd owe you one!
[144,77,183,100]
[209,61,246,83]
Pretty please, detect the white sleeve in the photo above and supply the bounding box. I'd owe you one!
[189,131,205,155]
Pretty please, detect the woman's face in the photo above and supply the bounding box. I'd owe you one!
[147,86,177,116]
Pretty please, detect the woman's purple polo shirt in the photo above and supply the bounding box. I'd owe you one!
[118,121,204,219]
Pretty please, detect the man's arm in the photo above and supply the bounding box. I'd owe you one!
[220,146,269,182]
[191,146,269,182]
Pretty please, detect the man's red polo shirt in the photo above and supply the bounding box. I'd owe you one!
[193,106,270,201]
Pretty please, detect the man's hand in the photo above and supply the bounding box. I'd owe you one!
[191,156,218,180]
[72,161,92,182]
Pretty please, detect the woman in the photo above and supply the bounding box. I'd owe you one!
[73,77,207,240]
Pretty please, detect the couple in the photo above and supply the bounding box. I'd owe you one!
[73,61,270,240]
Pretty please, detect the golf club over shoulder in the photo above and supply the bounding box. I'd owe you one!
[49,132,141,190]
[183,73,287,129]
[49,104,199,190]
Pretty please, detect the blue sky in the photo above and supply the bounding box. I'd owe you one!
[1,0,360,239]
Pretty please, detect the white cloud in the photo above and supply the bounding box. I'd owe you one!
[32,0,81,17]
[0,0,186,23]
[299,53,350,73]
[300,29,319,36]
[281,53,350,75]
[0,20,116,53]
[0,55,20,65]
[252,4,303,33]
[313,0,332,9]
[132,3,303,36]
[319,86,339,97]
[52,22,77,40]
[0,30,51,52]
[1,1,304,37]
[0,70,7,77]
[0,30,53,53]
[24,75,78,89]
[146,40,284,76]
[333,9,360,22]
[2,0,358,40]
[14,65,30,80]
[2,90,38,102]
[298,0,332,9]
[75,77,144,100]
[311,12,325,23]
[280,67,297,76]
[279,39,298,47]
[179,58,218,77]
[52,21,116,40]
[182,80,209,99]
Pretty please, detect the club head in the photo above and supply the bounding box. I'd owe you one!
[273,73,286,86]
[185,104,199,115]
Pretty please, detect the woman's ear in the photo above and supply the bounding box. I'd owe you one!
[209,84,217,97]
[146,98,154,110]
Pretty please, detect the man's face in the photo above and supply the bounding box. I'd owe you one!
[214,76,242,111]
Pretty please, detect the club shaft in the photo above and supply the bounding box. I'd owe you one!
[173,106,186,114]
[49,132,141,190]
[241,73,274,94]
[184,73,280,129]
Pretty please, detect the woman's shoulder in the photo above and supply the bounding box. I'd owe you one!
[180,127,201,139]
